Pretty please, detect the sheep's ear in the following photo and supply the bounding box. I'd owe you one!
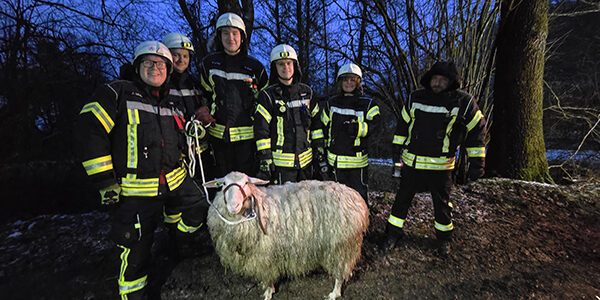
[248,176,269,186]
[203,177,224,188]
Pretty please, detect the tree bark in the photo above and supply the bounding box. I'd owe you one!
[486,0,553,183]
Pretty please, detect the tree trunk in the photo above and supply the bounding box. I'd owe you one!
[486,0,553,183]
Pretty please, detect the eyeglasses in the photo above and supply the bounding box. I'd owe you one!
[141,60,167,69]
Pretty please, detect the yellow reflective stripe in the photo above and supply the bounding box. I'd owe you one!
[80,102,114,133]
[442,114,458,153]
[163,212,182,224]
[357,121,368,138]
[366,106,380,120]
[401,106,410,123]
[466,110,483,131]
[466,147,486,158]
[311,129,324,140]
[166,167,186,191]
[327,151,368,168]
[311,103,320,117]
[82,155,113,176]
[126,109,139,169]
[321,109,330,125]
[197,142,209,153]
[276,117,284,147]
[177,220,202,233]
[388,215,405,228]
[298,148,313,168]
[434,221,454,232]
[121,177,159,197]
[402,152,455,170]
[256,104,272,123]
[208,123,225,139]
[256,138,271,151]
[117,245,148,295]
[393,135,406,145]
[272,149,313,168]
[200,74,212,92]
[229,126,254,141]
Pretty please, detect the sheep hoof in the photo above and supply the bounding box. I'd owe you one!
[262,282,275,300]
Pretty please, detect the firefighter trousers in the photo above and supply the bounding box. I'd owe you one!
[210,137,256,178]
[272,165,312,184]
[390,166,454,241]
[109,176,207,299]
[334,167,369,206]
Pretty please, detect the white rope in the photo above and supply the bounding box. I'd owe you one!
[185,120,256,226]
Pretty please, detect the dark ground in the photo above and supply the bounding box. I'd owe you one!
[0,165,599,299]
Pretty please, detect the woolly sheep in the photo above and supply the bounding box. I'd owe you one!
[203,171,369,300]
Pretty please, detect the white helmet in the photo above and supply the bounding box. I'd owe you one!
[337,63,362,80]
[133,41,173,73]
[270,44,298,63]
[162,32,194,52]
[216,13,246,37]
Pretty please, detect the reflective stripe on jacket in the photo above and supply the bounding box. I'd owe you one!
[392,88,486,170]
[78,80,188,195]
[198,51,268,142]
[254,82,319,169]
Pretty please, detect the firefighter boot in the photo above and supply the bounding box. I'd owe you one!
[437,239,451,259]
[381,223,404,254]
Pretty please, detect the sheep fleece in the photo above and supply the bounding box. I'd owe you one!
[207,180,369,284]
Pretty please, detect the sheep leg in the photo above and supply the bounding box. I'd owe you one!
[262,282,275,300]
[326,279,342,300]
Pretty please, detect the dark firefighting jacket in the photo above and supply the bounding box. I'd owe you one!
[168,71,208,153]
[78,80,188,196]
[198,51,268,142]
[316,95,381,168]
[392,88,486,171]
[254,82,319,169]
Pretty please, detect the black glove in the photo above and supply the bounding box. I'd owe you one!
[99,183,121,205]
[257,159,275,181]
[467,167,484,182]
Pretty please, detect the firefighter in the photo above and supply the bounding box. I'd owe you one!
[197,12,269,177]
[162,32,214,258]
[254,44,320,184]
[77,41,207,299]
[314,63,381,203]
[382,61,487,258]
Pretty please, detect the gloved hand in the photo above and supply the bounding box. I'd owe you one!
[194,106,215,125]
[99,183,121,205]
[392,162,403,178]
[185,120,206,139]
[256,159,275,181]
[467,167,484,182]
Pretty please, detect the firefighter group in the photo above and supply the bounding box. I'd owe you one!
[76,12,486,299]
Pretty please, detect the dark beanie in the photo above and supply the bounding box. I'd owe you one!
[420,61,461,91]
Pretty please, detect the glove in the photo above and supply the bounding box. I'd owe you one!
[392,161,403,178]
[185,120,206,139]
[467,167,484,182]
[256,159,275,181]
[194,106,215,125]
[99,183,121,205]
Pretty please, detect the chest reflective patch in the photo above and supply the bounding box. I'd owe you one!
[209,69,251,81]
[330,106,364,117]
[412,102,459,115]
[286,99,310,108]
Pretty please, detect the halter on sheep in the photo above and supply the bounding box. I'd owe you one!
[204,172,369,300]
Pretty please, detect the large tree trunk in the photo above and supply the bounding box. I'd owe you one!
[486,0,553,183]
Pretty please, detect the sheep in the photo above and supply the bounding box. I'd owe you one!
[203,171,369,300]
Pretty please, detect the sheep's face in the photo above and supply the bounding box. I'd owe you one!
[223,172,253,215]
